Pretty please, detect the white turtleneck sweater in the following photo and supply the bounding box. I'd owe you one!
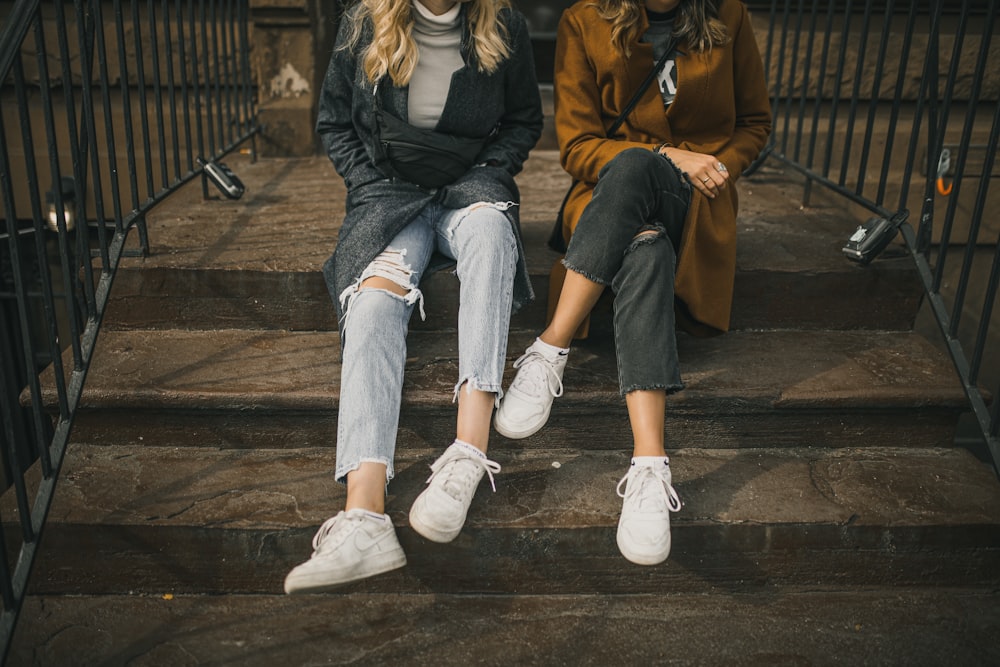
[409,0,464,129]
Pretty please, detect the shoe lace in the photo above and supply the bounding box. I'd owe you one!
[311,512,361,555]
[427,447,502,494]
[616,465,682,513]
[511,350,564,399]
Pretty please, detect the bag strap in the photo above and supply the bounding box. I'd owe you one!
[606,34,677,138]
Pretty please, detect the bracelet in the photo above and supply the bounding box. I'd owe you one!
[652,142,673,156]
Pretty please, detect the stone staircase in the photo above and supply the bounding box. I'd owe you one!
[9,151,1000,665]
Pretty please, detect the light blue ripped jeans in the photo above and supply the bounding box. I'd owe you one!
[334,200,518,483]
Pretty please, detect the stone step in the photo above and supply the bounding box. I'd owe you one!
[104,152,922,333]
[19,444,1000,595]
[11,588,1000,665]
[50,328,968,450]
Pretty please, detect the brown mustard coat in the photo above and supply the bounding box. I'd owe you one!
[554,0,772,335]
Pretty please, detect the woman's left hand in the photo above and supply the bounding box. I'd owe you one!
[659,147,730,199]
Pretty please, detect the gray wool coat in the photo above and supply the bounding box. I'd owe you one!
[318,3,543,335]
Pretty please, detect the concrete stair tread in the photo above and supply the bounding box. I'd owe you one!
[12,590,1000,666]
[109,152,921,331]
[18,444,1000,594]
[38,445,1000,529]
[61,328,965,412]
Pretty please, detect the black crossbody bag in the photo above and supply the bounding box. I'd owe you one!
[371,81,496,189]
[548,37,677,252]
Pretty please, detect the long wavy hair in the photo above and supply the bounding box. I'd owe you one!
[593,0,728,57]
[340,0,511,86]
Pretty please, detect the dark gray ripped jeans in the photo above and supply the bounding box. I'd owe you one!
[563,147,691,395]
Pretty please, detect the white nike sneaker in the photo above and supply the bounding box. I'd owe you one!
[284,509,406,594]
[494,339,568,439]
[409,441,501,543]
[616,457,682,565]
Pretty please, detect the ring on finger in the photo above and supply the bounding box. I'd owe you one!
[701,177,711,183]
[716,162,728,173]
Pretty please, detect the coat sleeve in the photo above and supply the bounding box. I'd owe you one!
[554,9,656,184]
[475,11,544,176]
[713,2,772,175]
[316,14,385,190]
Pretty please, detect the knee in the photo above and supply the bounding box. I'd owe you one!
[342,246,424,327]
[455,206,517,261]
[599,147,661,183]
[624,230,676,272]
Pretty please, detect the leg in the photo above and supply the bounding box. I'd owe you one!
[437,202,518,452]
[409,202,514,543]
[612,232,685,567]
[284,211,437,594]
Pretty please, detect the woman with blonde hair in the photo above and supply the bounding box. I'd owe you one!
[495,0,771,565]
[285,0,541,593]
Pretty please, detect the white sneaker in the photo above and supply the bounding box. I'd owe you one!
[616,458,682,565]
[409,441,501,543]
[283,509,406,594]
[494,339,568,439]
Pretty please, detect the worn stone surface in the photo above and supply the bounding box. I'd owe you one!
[11,589,1000,666]
[15,444,1000,594]
[104,152,923,332]
[46,327,968,450]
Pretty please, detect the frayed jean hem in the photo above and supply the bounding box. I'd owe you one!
[561,257,612,286]
[335,456,395,486]
[453,375,504,406]
[620,382,686,397]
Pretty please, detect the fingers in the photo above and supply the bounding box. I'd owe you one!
[694,160,730,199]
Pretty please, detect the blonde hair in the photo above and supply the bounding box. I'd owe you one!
[592,0,728,57]
[341,0,512,86]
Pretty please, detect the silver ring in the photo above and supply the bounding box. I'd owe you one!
[701,177,711,183]
[716,162,728,173]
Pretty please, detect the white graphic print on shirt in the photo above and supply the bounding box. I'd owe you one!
[657,57,677,107]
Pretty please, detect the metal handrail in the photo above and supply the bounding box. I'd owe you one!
[0,0,259,658]
[753,0,1000,471]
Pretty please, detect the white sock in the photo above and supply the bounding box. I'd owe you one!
[532,337,569,358]
[631,456,670,468]
[453,438,486,459]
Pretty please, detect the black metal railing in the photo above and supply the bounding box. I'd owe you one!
[0,0,258,657]
[752,0,1000,472]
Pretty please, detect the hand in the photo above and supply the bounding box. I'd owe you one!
[659,147,730,199]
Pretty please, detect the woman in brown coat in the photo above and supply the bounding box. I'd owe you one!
[494,0,771,565]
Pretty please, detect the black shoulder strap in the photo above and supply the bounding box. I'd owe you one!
[606,34,677,138]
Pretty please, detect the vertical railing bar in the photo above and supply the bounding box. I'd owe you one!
[113,0,141,212]
[239,0,254,145]
[223,0,236,145]
[855,0,895,200]
[792,0,820,164]
[210,0,225,153]
[32,11,85,395]
[10,53,59,475]
[805,0,837,171]
[91,0,127,232]
[756,0,780,160]
[773,0,793,155]
[928,0,967,281]
[74,0,113,272]
[189,0,208,199]
[780,0,806,157]
[198,0,216,159]
[163,0,182,181]
[878,1,918,206]
[176,0,195,173]
[131,0,157,201]
[820,0,853,181]
[148,0,170,190]
[837,0,874,189]
[52,0,89,368]
[945,1,995,339]
[0,103,45,538]
[914,0,943,256]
